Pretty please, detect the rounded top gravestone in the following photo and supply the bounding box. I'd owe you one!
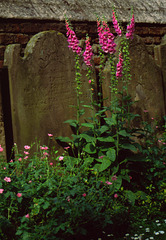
[4,30,94,150]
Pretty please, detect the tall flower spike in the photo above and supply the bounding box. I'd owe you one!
[97,19,116,54]
[116,53,123,78]
[65,20,82,55]
[112,10,122,36]
[83,37,93,66]
[126,14,135,39]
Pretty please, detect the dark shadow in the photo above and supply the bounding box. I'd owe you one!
[0,67,14,162]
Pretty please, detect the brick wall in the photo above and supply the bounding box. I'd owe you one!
[0,19,166,68]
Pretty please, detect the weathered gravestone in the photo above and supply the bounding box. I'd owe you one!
[154,35,166,108]
[103,35,166,124]
[4,31,95,151]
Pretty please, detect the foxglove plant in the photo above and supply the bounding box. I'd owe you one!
[116,53,123,78]
[65,19,82,55]
[83,36,93,67]
[112,10,122,36]
[97,20,116,54]
[126,14,135,39]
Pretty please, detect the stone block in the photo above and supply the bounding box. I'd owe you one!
[4,31,95,151]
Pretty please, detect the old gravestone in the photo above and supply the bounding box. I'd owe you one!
[4,31,95,152]
[102,35,166,123]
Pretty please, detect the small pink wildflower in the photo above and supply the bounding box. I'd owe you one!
[114,193,118,198]
[4,177,11,182]
[43,152,49,156]
[40,146,48,150]
[88,80,92,84]
[10,159,13,163]
[66,196,70,202]
[98,155,104,159]
[106,181,112,185]
[25,213,30,218]
[143,110,148,113]
[64,146,70,150]
[24,151,29,155]
[151,117,154,120]
[111,175,117,181]
[18,158,22,161]
[126,14,135,39]
[24,156,28,160]
[0,189,4,194]
[156,126,158,129]
[59,156,64,161]
[129,176,132,180]
[50,162,53,166]
[112,10,122,36]
[29,180,32,183]
[163,161,166,165]
[163,142,166,145]
[116,53,123,78]
[24,145,30,150]
[0,145,3,152]
[17,193,22,197]
[83,37,93,66]
[48,133,53,137]
[82,193,86,197]
[4,167,6,170]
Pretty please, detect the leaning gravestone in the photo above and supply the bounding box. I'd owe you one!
[103,35,166,124]
[4,31,94,151]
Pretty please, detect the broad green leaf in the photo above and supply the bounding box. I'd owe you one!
[80,133,96,143]
[106,148,116,162]
[95,159,112,172]
[64,119,78,127]
[121,143,137,152]
[83,143,96,154]
[97,136,114,142]
[118,130,131,137]
[99,125,109,134]
[104,114,117,126]
[81,123,94,129]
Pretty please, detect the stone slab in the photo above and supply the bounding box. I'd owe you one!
[0,0,166,24]
[103,35,166,123]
